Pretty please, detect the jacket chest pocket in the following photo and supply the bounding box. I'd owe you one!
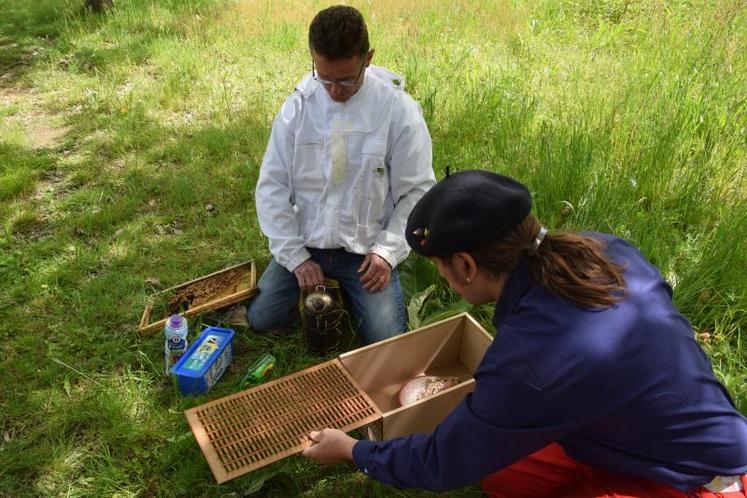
[354,140,389,227]
[293,137,326,194]
[359,140,388,201]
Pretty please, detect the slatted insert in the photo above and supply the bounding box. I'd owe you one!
[185,359,381,483]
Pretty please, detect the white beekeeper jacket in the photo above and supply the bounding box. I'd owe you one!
[255,65,435,272]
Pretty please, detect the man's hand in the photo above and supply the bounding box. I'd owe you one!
[293,259,325,293]
[358,253,391,292]
[302,428,357,465]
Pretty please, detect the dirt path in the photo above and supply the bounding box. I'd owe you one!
[0,79,69,150]
[1,65,73,235]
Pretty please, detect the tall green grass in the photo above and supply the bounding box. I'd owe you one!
[1,0,745,496]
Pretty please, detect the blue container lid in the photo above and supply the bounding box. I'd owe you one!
[172,327,235,378]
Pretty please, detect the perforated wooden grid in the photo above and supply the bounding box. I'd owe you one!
[185,359,381,483]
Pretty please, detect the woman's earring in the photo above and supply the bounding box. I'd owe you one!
[465,277,471,284]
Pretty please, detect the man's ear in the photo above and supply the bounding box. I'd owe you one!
[365,49,375,66]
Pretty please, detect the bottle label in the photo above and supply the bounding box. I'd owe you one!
[167,336,187,349]
[165,337,188,374]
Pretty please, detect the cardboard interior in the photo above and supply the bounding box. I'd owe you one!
[339,313,493,437]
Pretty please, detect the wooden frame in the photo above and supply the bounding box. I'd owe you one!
[185,359,381,483]
[138,260,257,334]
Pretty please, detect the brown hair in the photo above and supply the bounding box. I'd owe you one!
[309,6,370,59]
[460,215,626,308]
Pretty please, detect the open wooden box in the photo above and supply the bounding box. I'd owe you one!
[139,260,257,334]
[339,312,492,440]
[185,312,493,483]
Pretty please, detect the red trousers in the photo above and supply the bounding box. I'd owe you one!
[481,443,747,498]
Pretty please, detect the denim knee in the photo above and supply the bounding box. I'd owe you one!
[359,300,407,344]
[352,277,407,344]
[246,259,300,333]
[247,298,299,333]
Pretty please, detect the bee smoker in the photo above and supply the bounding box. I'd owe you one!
[300,279,346,355]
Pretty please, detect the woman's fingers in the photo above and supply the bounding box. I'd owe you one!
[301,428,356,464]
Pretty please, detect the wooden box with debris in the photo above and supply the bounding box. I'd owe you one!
[138,260,257,334]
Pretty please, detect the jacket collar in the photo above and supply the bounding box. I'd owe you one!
[294,65,405,100]
[492,256,534,327]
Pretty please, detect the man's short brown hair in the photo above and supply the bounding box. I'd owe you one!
[309,5,369,59]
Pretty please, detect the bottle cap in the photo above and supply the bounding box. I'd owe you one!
[168,314,184,328]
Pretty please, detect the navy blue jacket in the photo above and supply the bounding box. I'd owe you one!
[353,234,747,492]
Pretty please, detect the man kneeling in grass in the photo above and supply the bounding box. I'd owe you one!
[246,5,435,344]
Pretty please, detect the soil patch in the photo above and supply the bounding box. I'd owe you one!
[1,82,69,150]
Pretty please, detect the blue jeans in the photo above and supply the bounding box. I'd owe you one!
[247,248,407,344]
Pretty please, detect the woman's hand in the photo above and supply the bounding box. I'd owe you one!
[301,428,357,464]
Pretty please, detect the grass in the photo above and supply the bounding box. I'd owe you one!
[1,0,745,496]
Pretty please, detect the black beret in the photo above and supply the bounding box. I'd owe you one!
[406,170,532,257]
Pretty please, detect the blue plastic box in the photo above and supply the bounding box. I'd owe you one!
[172,327,235,395]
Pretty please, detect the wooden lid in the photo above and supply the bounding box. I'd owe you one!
[185,359,381,483]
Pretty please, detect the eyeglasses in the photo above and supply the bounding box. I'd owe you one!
[312,57,367,88]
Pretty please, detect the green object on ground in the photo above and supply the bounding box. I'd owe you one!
[239,352,276,389]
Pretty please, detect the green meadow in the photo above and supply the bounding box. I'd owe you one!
[1,0,745,496]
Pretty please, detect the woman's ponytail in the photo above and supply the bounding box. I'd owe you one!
[468,215,626,309]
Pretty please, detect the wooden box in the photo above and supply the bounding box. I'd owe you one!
[185,312,492,483]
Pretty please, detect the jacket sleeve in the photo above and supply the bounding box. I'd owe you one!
[255,93,312,272]
[351,370,572,492]
[349,302,630,491]
[370,94,435,268]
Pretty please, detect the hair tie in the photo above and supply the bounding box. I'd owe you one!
[529,226,548,256]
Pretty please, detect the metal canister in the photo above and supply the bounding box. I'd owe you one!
[300,279,346,355]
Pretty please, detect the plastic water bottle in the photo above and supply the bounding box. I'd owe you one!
[164,314,189,375]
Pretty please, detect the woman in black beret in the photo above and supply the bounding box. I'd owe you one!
[303,170,747,497]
